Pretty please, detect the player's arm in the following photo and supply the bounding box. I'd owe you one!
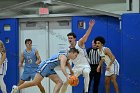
[105,48,115,70]
[0,51,6,65]
[19,52,24,67]
[78,20,95,47]
[59,55,69,79]
[66,62,74,75]
[97,58,104,72]
[35,49,41,64]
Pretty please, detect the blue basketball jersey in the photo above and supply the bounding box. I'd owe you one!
[24,48,38,68]
[37,52,67,77]
[46,50,68,64]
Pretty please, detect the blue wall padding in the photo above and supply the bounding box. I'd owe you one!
[121,13,140,93]
[72,16,108,49]
[72,16,121,93]
[0,18,19,93]
[107,16,122,93]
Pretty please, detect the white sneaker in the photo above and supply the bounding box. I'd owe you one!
[11,85,18,93]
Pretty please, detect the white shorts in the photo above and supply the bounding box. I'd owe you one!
[0,62,7,76]
[105,61,119,76]
[72,66,91,77]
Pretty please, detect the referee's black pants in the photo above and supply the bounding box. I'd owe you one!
[88,64,101,93]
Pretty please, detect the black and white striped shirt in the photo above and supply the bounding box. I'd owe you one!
[87,48,100,65]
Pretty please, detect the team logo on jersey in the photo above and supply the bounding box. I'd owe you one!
[27,56,32,64]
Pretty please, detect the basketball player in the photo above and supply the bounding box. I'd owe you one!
[11,48,79,93]
[61,19,95,93]
[95,36,119,93]
[0,40,8,93]
[17,39,45,93]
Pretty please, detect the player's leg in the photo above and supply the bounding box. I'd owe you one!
[105,76,111,93]
[49,74,63,93]
[111,75,119,93]
[31,71,45,93]
[82,67,91,93]
[18,71,29,86]
[18,80,25,86]
[60,68,81,93]
[0,75,7,93]
[11,73,44,93]
[19,73,44,89]
[110,61,119,93]
[37,82,46,93]
[60,80,69,93]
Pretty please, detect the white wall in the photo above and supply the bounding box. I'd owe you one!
[20,21,49,93]
[19,18,72,93]
[126,0,140,12]
[49,21,72,93]
[132,0,140,12]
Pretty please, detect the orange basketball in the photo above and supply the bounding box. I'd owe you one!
[68,75,79,86]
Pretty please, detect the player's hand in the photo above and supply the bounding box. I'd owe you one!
[36,61,40,65]
[70,70,74,76]
[89,19,95,27]
[96,66,100,72]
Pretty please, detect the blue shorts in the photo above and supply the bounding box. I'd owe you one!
[21,67,37,81]
[37,60,60,77]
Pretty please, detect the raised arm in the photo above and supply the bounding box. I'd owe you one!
[0,51,6,65]
[79,20,95,47]
[35,49,41,64]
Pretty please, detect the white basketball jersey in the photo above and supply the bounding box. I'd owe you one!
[0,53,8,75]
[69,41,90,68]
[98,47,119,76]
[98,47,118,66]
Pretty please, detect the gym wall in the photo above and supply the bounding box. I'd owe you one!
[0,18,19,93]
[72,16,121,93]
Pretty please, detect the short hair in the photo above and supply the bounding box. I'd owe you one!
[69,48,79,54]
[67,32,77,38]
[25,39,32,44]
[94,36,106,45]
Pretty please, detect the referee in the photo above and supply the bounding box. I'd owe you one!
[86,40,101,93]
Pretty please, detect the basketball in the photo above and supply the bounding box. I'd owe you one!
[68,75,79,86]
